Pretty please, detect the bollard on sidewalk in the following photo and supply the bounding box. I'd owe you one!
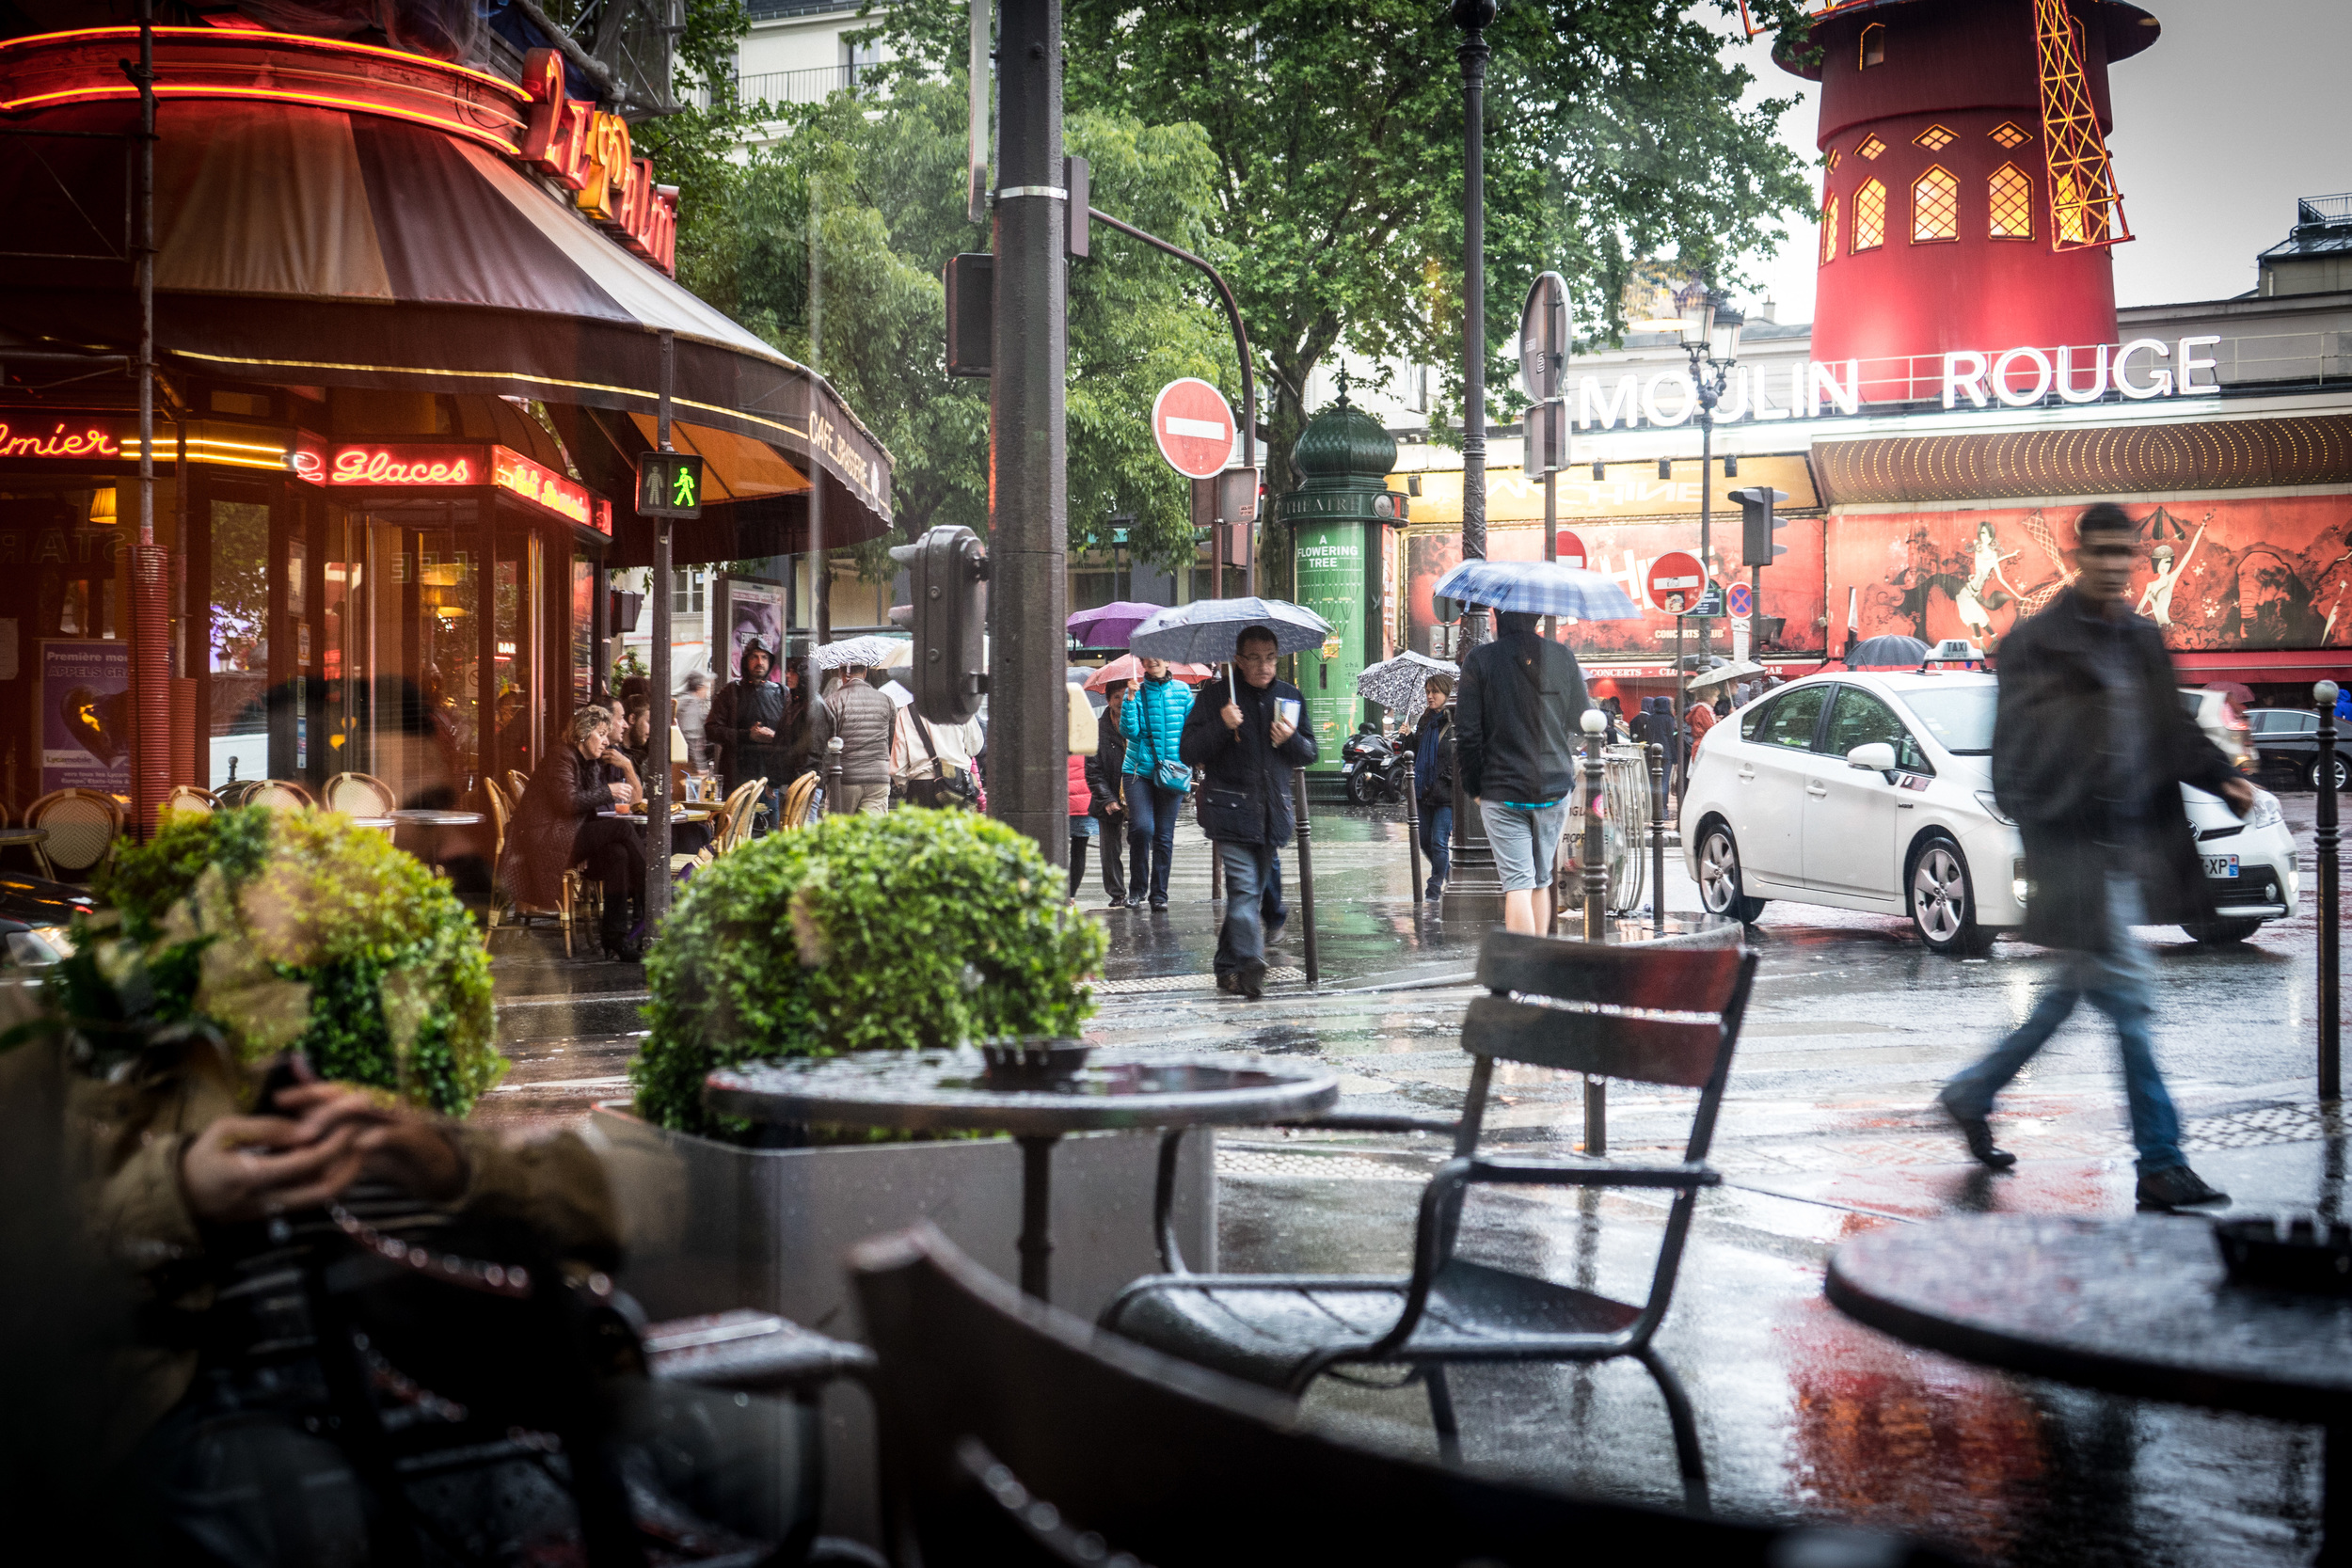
[1402,754,1425,904]
[1579,708,1607,1156]
[822,736,844,821]
[2319,681,2341,1103]
[1647,741,1668,938]
[1291,768,1321,987]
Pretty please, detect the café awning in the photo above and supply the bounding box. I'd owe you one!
[0,94,891,544]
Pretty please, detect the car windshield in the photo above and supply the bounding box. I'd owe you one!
[1897,685,1998,754]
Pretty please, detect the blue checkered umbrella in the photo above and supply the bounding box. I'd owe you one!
[1432,559,1642,620]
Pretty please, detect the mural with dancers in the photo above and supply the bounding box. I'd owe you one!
[1826,496,2352,652]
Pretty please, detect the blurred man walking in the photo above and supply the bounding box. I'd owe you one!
[1938,502,2251,1212]
[1456,610,1588,935]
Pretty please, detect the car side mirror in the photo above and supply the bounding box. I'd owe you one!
[1846,741,1898,778]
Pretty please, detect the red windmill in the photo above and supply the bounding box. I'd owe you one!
[1757,0,2162,401]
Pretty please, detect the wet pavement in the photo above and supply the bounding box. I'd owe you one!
[479,791,2352,1564]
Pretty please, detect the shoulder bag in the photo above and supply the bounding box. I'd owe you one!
[905,714,978,809]
[1147,689,1194,794]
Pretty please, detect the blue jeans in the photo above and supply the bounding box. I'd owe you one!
[1124,775,1182,904]
[1216,839,1277,977]
[1421,802,1453,895]
[1943,871,2185,1173]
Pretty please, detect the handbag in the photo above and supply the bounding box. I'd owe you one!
[905,714,979,810]
[1143,689,1194,794]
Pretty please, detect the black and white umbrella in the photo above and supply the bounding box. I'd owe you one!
[1357,651,1459,727]
[812,635,903,671]
[1130,597,1334,705]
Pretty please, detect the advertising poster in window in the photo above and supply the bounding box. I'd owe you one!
[725,580,785,677]
[1292,521,1366,769]
[1824,495,2352,652]
[40,639,132,795]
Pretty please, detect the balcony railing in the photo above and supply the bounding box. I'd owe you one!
[695,62,870,112]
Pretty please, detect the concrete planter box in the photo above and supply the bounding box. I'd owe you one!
[588,1101,1215,1544]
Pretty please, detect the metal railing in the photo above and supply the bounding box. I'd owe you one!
[695,62,868,112]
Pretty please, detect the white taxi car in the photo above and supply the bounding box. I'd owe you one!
[1677,671,2297,955]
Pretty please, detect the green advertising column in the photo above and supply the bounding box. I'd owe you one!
[1279,391,1405,772]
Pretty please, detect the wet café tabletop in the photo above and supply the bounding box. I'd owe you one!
[1828,1212,2352,1424]
[704,1049,1340,1137]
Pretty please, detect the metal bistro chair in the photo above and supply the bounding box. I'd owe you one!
[1101,929,1757,1508]
[853,1224,1949,1568]
[26,787,125,881]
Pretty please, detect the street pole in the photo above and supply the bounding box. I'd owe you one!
[130,0,169,835]
[1403,754,1424,903]
[1292,768,1320,986]
[1581,712,1608,1156]
[989,0,1070,862]
[645,330,676,927]
[1647,741,1667,936]
[2319,680,2342,1102]
[1445,0,1502,910]
[1696,409,1712,673]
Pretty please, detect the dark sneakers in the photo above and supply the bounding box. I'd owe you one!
[1934,1093,2018,1170]
[1216,972,1237,994]
[2137,1165,2230,1212]
[1235,960,1267,1001]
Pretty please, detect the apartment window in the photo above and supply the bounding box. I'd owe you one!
[1821,192,1839,264]
[841,38,880,84]
[1911,166,1959,243]
[1990,121,2031,150]
[1913,124,1955,151]
[1855,133,1886,161]
[1852,179,1886,251]
[1859,23,1885,69]
[672,567,705,614]
[1988,163,2034,240]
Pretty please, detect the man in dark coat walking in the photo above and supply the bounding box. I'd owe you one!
[1180,626,1317,999]
[1938,502,2251,1211]
[1456,610,1589,934]
[707,640,791,831]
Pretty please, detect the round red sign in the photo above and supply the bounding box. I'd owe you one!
[1645,550,1708,615]
[1151,378,1236,480]
[1553,529,1587,570]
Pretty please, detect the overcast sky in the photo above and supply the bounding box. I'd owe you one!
[1718,0,2352,325]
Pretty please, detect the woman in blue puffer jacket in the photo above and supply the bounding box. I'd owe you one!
[1117,657,1193,910]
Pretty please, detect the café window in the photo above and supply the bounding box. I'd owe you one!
[673,566,705,614]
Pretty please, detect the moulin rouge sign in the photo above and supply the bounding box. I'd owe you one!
[313,443,608,534]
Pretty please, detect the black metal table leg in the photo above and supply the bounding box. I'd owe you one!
[2324,1423,2349,1567]
[1016,1133,1060,1301]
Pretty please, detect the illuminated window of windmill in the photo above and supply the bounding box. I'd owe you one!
[1911,166,1959,243]
[1990,121,2031,149]
[1859,23,1885,68]
[1988,163,2034,239]
[1853,179,1886,251]
[1827,147,1843,172]
[1822,192,1839,263]
[1913,124,1955,151]
[1855,134,1886,161]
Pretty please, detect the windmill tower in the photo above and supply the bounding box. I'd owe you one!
[1781,0,2161,402]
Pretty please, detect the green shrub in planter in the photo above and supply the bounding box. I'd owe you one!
[632,808,1108,1136]
[62,807,501,1116]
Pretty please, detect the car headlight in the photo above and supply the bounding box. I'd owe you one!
[2012,857,2029,905]
[1974,791,2015,826]
[2243,788,2283,834]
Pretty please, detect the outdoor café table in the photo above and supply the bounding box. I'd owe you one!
[1827,1212,2352,1561]
[703,1049,1341,1302]
[0,826,49,847]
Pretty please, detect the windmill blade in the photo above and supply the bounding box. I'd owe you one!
[2033,0,2132,250]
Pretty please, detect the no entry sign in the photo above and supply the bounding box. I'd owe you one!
[1553,528,1587,569]
[1647,550,1708,615]
[1152,378,1235,480]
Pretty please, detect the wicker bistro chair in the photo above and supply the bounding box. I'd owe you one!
[1100,929,1758,1509]
[780,772,818,831]
[26,788,126,880]
[483,779,597,958]
[321,771,398,818]
[160,784,219,822]
[245,778,316,811]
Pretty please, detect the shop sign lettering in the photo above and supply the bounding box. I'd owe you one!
[0,421,122,458]
[516,49,679,277]
[330,448,475,485]
[491,447,595,529]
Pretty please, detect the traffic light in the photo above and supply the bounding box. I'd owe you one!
[888,524,990,724]
[1732,485,1789,568]
[635,451,705,518]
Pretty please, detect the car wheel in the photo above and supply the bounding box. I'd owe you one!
[1696,823,1767,924]
[2310,756,2348,792]
[1910,836,1993,957]
[1343,768,1374,806]
[2180,916,2265,944]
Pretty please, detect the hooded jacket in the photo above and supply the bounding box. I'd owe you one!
[1455,625,1590,804]
[707,641,790,789]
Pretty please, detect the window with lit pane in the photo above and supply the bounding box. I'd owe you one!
[1852,180,1886,251]
[1821,193,1839,263]
[1911,166,1959,243]
[1988,164,2034,240]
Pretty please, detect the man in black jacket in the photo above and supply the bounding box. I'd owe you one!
[1455,610,1589,934]
[1085,679,1130,908]
[1180,626,1318,999]
[1938,502,2251,1212]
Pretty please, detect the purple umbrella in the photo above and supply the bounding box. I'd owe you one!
[1066,601,1169,649]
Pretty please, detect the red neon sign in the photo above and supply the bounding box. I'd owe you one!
[517,48,677,275]
[491,447,594,528]
[0,420,121,458]
[330,447,477,486]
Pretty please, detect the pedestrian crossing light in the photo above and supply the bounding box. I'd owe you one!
[1732,485,1789,568]
[888,524,991,724]
[636,452,706,519]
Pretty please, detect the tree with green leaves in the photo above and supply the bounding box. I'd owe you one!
[693,75,1239,578]
[861,0,1816,597]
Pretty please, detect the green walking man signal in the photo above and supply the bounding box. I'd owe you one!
[636,452,707,519]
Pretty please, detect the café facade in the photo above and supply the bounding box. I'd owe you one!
[0,23,890,822]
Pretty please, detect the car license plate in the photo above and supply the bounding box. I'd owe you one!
[2202,853,2240,879]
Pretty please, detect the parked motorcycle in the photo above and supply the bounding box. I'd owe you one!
[1341,724,1410,805]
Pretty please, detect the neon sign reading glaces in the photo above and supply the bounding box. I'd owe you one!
[329,448,474,485]
[0,421,121,458]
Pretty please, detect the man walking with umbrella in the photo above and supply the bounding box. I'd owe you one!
[1457,611,1589,935]
[1181,626,1317,998]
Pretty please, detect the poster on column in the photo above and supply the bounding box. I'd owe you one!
[1294,521,1368,769]
[1402,518,1827,662]
[40,639,133,795]
[1825,495,2352,653]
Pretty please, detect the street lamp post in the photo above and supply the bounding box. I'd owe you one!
[1638,283,1742,740]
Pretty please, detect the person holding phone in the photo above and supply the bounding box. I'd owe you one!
[503,705,647,960]
[1179,626,1317,999]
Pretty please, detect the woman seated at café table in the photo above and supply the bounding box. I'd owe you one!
[504,705,647,961]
